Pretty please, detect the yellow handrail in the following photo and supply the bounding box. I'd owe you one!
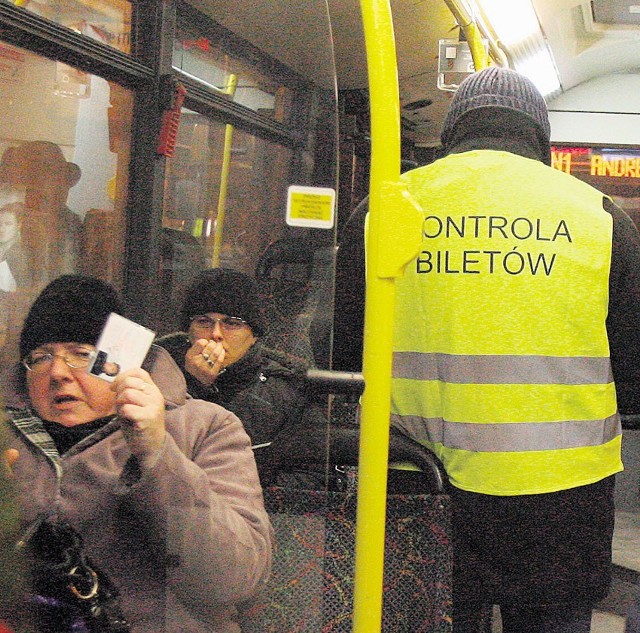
[211,73,238,267]
[465,21,490,70]
[443,0,502,69]
[353,1,423,631]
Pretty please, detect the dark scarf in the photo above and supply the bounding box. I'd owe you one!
[42,416,114,455]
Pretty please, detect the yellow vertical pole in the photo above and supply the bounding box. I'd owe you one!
[211,73,237,268]
[352,1,422,631]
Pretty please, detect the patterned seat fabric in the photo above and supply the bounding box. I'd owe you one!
[240,486,452,633]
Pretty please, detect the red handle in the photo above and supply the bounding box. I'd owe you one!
[157,83,187,157]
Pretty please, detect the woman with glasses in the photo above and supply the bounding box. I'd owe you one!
[157,267,331,488]
[1,275,272,633]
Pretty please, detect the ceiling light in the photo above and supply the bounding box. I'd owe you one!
[466,0,562,98]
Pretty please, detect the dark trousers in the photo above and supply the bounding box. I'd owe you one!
[449,477,616,633]
[626,583,640,633]
[454,603,592,632]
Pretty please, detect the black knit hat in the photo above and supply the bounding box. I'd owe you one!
[20,275,123,359]
[441,66,551,147]
[181,268,266,336]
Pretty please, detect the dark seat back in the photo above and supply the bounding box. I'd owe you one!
[240,370,452,632]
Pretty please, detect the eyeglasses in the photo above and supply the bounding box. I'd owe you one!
[22,348,96,373]
[189,315,248,332]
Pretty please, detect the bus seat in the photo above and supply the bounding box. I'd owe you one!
[239,370,452,632]
[268,417,446,496]
[255,237,335,367]
[240,485,451,633]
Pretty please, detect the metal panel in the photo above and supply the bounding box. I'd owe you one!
[591,0,640,26]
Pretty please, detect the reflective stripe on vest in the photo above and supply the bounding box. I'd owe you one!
[393,351,614,385]
[390,411,620,452]
[391,150,622,496]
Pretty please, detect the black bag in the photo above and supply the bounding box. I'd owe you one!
[18,518,130,633]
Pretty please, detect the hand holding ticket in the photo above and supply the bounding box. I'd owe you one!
[87,313,155,381]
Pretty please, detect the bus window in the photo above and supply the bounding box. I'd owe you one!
[173,21,295,124]
[161,2,338,371]
[11,0,132,55]
[160,110,295,332]
[0,41,132,371]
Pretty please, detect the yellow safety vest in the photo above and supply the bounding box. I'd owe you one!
[391,150,622,495]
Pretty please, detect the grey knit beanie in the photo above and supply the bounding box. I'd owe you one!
[441,66,551,146]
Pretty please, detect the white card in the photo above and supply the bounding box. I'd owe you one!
[87,313,155,382]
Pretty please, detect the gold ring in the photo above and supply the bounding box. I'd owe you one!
[140,382,148,392]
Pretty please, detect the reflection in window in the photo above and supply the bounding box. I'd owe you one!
[161,107,337,368]
[161,108,294,330]
[173,24,294,123]
[0,40,132,370]
[10,0,132,54]
[0,201,22,293]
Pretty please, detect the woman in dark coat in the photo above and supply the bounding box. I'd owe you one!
[157,268,331,488]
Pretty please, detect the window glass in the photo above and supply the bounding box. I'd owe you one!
[173,24,294,123]
[161,105,338,368]
[161,109,295,326]
[166,1,338,371]
[11,0,132,54]
[163,113,293,266]
[0,41,132,370]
